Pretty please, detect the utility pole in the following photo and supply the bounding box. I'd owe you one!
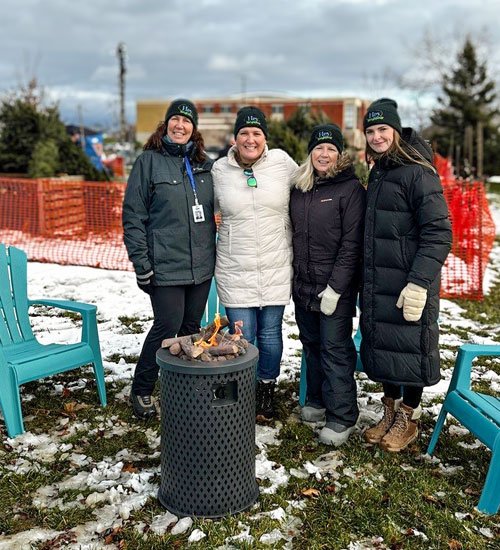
[77,104,85,150]
[116,42,127,143]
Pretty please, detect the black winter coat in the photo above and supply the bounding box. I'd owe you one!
[360,128,452,387]
[290,165,366,317]
[122,143,216,286]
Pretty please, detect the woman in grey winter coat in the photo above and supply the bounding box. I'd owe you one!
[290,124,365,447]
[361,98,452,452]
[123,99,216,419]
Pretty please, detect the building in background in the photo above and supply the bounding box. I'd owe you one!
[136,94,370,151]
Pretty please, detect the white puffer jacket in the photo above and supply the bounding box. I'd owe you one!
[212,146,297,307]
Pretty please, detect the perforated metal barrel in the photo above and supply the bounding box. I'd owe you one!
[156,344,259,518]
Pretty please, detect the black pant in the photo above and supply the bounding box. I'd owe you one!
[383,383,423,409]
[295,305,359,427]
[132,279,212,395]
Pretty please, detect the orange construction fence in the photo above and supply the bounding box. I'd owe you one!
[0,169,496,300]
[433,153,496,300]
[0,177,131,271]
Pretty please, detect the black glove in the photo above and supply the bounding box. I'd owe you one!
[136,271,155,295]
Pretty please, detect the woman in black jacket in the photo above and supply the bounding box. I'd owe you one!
[290,124,366,446]
[123,99,216,419]
[361,98,452,451]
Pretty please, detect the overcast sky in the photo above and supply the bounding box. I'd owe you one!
[1,0,499,130]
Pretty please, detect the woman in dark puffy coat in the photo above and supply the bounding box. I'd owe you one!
[361,98,452,452]
[123,99,216,419]
[290,124,366,446]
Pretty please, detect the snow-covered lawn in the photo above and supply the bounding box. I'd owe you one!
[0,197,499,549]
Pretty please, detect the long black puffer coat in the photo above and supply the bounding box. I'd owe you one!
[360,128,452,387]
[290,163,366,317]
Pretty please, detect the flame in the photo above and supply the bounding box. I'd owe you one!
[194,312,222,348]
[208,313,222,346]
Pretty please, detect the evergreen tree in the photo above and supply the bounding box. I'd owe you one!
[267,106,332,163]
[430,37,499,175]
[0,79,105,180]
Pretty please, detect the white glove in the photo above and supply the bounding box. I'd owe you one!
[318,285,341,316]
[396,282,427,322]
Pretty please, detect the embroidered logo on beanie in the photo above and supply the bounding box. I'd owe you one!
[245,114,261,126]
[365,111,384,124]
[178,104,194,118]
[317,130,334,140]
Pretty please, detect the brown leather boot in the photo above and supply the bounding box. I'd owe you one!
[380,403,421,452]
[364,396,402,444]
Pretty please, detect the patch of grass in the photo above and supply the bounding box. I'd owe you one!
[106,353,140,363]
[360,381,383,393]
[454,260,500,337]
[118,315,146,334]
[58,310,81,322]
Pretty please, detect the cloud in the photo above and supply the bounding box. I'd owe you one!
[0,0,498,126]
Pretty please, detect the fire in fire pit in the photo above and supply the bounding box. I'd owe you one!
[161,315,249,362]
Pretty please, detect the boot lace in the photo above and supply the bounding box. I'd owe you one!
[261,384,274,411]
[374,400,395,430]
[390,408,410,436]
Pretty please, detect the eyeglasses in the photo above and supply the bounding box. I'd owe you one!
[243,168,257,188]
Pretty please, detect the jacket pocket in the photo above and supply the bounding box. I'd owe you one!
[219,224,232,256]
[152,171,182,186]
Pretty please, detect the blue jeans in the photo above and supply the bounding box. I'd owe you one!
[225,306,285,380]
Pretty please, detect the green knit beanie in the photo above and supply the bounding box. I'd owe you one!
[165,99,198,127]
[363,97,402,134]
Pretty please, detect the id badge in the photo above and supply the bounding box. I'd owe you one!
[192,204,205,223]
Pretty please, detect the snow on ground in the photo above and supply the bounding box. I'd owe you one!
[0,194,499,549]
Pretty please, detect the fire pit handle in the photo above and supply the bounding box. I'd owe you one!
[211,381,238,406]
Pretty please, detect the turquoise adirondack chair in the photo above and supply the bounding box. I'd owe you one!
[427,343,500,515]
[0,244,107,438]
[298,321,363,407]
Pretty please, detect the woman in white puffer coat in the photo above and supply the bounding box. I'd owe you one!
[212,106,297,421]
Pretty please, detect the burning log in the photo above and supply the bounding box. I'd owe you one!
[163,314,249,363]
[180,339,204,359]
[201,315,230,341]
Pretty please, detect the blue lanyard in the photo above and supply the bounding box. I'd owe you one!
[184,156,199,204]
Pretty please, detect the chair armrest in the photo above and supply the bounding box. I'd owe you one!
[29,299,97,314]
[29,299,99,345]
[451,343,500,393]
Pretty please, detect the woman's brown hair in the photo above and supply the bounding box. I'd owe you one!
[365,131,436,174]
[143,121,207,163]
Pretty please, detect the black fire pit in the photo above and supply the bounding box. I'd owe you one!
[156,343,259,518]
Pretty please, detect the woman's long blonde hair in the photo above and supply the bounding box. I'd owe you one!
[293,150,352,192]
[365,131,436,174]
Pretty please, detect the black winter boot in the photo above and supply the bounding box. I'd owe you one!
[130,391,158,419]
[256,381,276,421]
